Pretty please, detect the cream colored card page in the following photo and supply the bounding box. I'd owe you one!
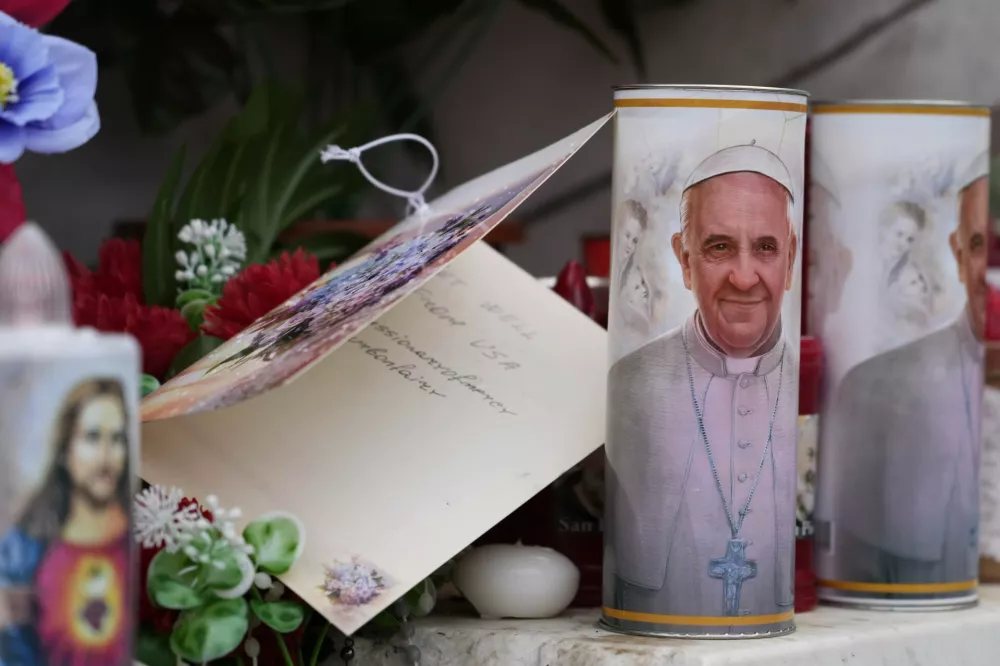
[142,239,608,635]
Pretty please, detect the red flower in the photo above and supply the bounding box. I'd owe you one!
[0,164,26,244]
[65,239,144,301]
[66,238,192,379]
[138,498,215,635]
[73,292,194,379]
[0,0,72,27]
[202,249,321,341]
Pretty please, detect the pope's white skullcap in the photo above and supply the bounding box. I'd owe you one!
[684,142,794,202]
[959,151,990,192]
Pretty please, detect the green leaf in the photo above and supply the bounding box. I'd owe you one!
[136,627,176,666]
[176,288,217,309]
[144,146,187,307]
[180,298,214,331]
[250,599,306,633]
[147,550,209,610]
[517,0,618,63]
[170,598,249,663]
[242,512,305,575]
[208,549,257,599]
[141,374,161,398]
[167,335,225,379]
[598,0,647,78]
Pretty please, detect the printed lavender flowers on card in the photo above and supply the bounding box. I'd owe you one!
[323,558,387,606]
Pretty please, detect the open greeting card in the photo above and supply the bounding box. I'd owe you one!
[141,113,613,635]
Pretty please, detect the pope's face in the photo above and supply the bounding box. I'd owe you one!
[954,177,989,340]
[618,213,642,264]
[66,395,127,507]
[672,172,797,357]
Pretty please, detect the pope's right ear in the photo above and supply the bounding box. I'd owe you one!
[671,232,692,290]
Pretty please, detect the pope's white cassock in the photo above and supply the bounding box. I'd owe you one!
[606,314,798,617]
[820,309,983,584]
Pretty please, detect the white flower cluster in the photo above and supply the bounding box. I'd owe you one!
[134,485,202,552]
[202,494,255,556]
[175,218,247,291]
[134,486,254,568]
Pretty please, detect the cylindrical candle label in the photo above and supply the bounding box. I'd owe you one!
[0,331,139,664]
[603,85,808,638]
[811,101,990,609]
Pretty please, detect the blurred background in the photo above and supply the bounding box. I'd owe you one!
[17,0,1000,275]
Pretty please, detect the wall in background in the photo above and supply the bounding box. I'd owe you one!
[18,0,999,275]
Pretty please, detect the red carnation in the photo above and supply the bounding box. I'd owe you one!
[65,239,144,301]
[202,249,322,341]
[73,292,194,378]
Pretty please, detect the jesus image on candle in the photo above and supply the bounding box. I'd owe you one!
[606,143,799,621]
[0,379,132,665]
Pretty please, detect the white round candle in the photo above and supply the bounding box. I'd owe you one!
[453,543,580,619]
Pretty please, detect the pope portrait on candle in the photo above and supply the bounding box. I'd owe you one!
[822,151,989,588]
[606,143,799,619]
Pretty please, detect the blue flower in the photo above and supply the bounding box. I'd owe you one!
[0,11,100,163]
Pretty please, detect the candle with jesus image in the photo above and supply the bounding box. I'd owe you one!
[0,224,140,666]
[603,85,807,639]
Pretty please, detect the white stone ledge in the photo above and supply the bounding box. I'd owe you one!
[356,585,1000,665]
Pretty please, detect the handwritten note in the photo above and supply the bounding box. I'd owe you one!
[344,263,548,417]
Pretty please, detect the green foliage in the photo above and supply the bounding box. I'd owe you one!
[176,288,218,330]
[139,501,310,664]
[147,550,212,610]
[243,512,306,575]
[136,629,176,666]
[170,598,250,663]
[140,80,371,307]
[140,374,162,398]
[250,599,306,633]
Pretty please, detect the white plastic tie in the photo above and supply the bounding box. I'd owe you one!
[320,133,439,218]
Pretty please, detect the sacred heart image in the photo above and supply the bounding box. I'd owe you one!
[0,375,135,664]
[603,85,806,637]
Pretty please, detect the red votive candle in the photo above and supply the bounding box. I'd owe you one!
[795,335,822,612]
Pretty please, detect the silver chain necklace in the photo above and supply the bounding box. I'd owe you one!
[682,328,784,539]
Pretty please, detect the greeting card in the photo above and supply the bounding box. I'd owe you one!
[140,114,612,635]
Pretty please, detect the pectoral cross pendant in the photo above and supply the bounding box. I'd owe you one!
[709,538,757,616]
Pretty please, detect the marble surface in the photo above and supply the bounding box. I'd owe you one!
[354,585,1000,666]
